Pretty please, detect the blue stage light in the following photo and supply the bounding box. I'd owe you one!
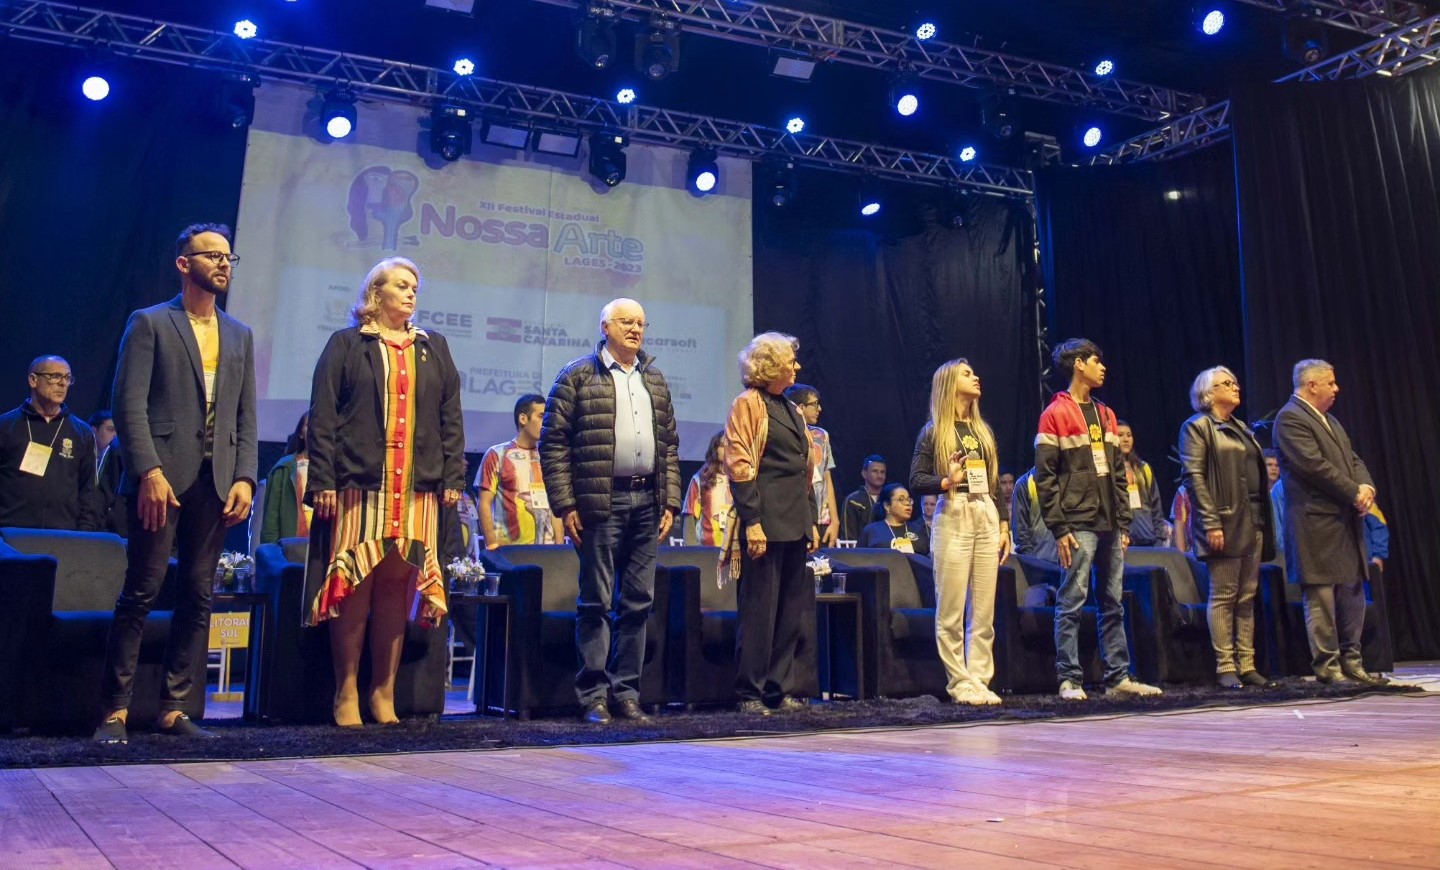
[959,146,976,162]
[233,19,257,39]
[1082,126,1103,148]
[688,148,719,194]
[1201,10,1225,35]
[1093,59,1115,77]
[616,87,636,104]
[322,92,357,139]
[785,116,805,134]
[915,22,936,41]
[453,58,475,76]
[82,75,110,101]
[860,200,880,216]
[858,178,881,216]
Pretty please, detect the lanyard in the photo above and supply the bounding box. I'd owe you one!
[25,415,65,450]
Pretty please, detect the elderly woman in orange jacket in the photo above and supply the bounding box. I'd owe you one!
[720,332,818,716]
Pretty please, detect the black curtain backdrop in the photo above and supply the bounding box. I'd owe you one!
[0,43,248,419]
[1036,148,1244,502]
[753,175,1036,498]
[1232,68,1440,660]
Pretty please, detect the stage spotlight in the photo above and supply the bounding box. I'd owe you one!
[1081,125,1103,148]
[532,128,583,157]
[233,19,257,39]
[429,103,472,161]
[636,19,680,81]
[215,73,258,129]
[1092,58,1115,77]
[858,182,882,216]
[1283,15,1329,65]
[479,117,530,149]
[81,74,110,102]
[1198,8,1225,36]
[687,147,719,194]
[890,74,920,117]
[588,131,628,186]
[770,49,816,81]
[785,116,805,134]
[914,22,936,41]
[959,145,977,162]
[575,9,618,70]
[765,160,797,208]
[453,57,475,76]
[321,91,357,139]
[980,91,1017,140]
[616,87,636,104]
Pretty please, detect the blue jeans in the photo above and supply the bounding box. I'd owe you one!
[575,489,659,705]
[1055,530,1131,686]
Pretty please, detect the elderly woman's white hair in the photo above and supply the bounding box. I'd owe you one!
[1190,365,1238,413]
[737,332,798,389]
[350,257,421,327]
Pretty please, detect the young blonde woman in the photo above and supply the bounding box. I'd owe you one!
[909,359,1010,705]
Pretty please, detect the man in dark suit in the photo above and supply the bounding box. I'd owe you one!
[94,224,258,743]
[1273,358,1383,685]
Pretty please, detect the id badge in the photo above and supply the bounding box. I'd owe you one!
[890,537,915,554]
[1091,443,1110,477]
[20,442,52,476]
[965,458,989,494]
[528,484,551,513]
[1127,484,1143,510]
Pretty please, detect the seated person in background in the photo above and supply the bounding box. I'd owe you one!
[261,412,311,544]
[0,355,100,531]
[683,430,732,546]
[1010,467,1058,563]
[919,494,937,534]
[91,408,128,536]
[1116,420,1170,547]
[840,454,887,541]
[857,482,930,555]
[786,383,840,547]
[476,393,562,548]
[1263,449,1283,565]
[1365,503,1389,573]
[1171,484,1192,554]
[997,468,1016,525]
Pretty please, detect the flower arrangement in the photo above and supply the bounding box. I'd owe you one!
[447,556,499,595]
[806,554,832,577]
[214,551,255,593]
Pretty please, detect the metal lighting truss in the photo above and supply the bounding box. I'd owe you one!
[522,0,1207,121]
[0,1,1034,195]
[1090,10,1440,164]
[1230,0,1424,37]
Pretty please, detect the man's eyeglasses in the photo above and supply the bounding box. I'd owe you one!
[799,401,821,408]
[612,317,648,330]
[185,250,241,266]
[1216,379,1239,388]
[32,372,74,385]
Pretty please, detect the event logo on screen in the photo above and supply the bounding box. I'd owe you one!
[347,167,421,251]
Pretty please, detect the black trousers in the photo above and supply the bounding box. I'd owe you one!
[734,537,810,703]
[101,462,227,713]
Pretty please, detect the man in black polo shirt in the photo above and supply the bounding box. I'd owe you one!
[0,356,100,530]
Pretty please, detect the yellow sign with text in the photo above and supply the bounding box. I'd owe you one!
[208,613,250,649]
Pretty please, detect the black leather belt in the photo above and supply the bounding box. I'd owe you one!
[612,475,653,491]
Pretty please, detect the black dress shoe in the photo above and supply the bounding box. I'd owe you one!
[1342,668,1388,686]
[1217,673,1244,689]
[1239,671,1278,688]
[773,695,808,713]
[581,701,612,724]
[156,714,216,738]
[92,716,128,745]
[614,699,654,723]
[737,699,771,716]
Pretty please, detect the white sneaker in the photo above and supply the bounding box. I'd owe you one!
[1058,680,1088,701]
[952,681,1001,706]
[1108,677,1162,697]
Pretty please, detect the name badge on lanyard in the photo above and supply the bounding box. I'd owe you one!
[1092,443,1110,477]
[20,442,52,476]
[964,457,989,494]
[1127,482,1142,510]
[890,536,915,554]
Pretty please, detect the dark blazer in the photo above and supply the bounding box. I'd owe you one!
[539,342,682,525]
[306,326,466,496]
[1179,411,1275,562]
[1273,396,1372,586]
[731,392,816,542]
[112,295,258,499]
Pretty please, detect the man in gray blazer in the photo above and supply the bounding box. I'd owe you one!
[94,224,258,744]
[1273,359,1383,685]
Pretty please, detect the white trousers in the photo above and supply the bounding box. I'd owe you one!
[931,493,1000,697]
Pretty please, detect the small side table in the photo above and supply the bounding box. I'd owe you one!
[816,592,865,700]
[459,593,514,717]
[214,590,273,722]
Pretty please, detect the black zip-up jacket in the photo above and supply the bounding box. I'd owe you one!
[0,401,100,531]
[540,342,681,525]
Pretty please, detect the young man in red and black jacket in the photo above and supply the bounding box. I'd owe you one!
[1034,338,1162,701]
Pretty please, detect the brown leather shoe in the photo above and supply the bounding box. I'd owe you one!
[581,701,612,724]
[613,699,654,724]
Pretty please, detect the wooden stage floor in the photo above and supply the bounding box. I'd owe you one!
[4,690,1438,868]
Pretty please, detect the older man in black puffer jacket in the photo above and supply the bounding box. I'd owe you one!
[540,298,681,724]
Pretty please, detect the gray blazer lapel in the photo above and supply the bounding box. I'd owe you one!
[166,301,205,399]
[214,314,243,405]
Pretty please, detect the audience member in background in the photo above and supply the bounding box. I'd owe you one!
[919,494,937,533]
[304,256,465,728]
[721,332,818,716]
[1011,467,1059,563]
[858,483,930,556]
[683,430,731,546]
[1179,367,1276,690]
[476,393,562,549]
[840,455,887,541]
[96,223,258,744]
[1263,449,1284,565]
[91,409,127,535]
[0,356,100,531]
[997,468,1017,527]
[260,412,310,544]
[1274,359,1384,685]
[1263,448,1280,491]
[1365,503,1389,572]
[1116,420,1170,547]
[786,384,839,547]
[909,358,1008,705]
[540,298,681,725]
[1035,338,1160,701]
[1171,484,1192,553]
